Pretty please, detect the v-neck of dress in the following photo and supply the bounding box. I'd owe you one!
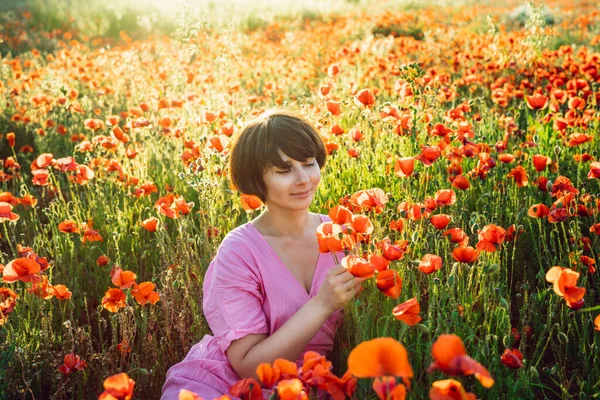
[248,214,324,297]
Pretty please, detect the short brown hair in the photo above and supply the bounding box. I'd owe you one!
[229,109,326,203]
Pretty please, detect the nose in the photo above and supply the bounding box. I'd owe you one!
[294,166,309,185]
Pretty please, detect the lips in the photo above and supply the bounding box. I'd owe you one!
[292,189,311,196]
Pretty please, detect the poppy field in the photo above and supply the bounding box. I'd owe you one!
[1,0,600,398]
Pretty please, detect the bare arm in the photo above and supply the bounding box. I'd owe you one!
[226,265,365,380]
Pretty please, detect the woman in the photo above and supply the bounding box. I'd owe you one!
[162,110,366,399]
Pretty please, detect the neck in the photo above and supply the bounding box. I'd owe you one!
[254,207,314,238]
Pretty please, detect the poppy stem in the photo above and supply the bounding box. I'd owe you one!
[330,251,339,266]
[579,305,600,313]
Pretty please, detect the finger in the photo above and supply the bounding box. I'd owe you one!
[328,264,347,276]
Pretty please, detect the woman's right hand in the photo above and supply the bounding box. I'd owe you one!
[314,264,367,315]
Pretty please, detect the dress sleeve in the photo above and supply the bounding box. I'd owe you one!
[202,237,269,354]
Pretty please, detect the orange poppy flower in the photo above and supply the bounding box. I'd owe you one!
[418,254,443,274]
[3,257,42,283]
[443,227,469,247]
[326,100,342,116]
[588,162,600,180]
[58,219,80,233]
[19,194,37,207]
[341,255,376,278]
[525,93,549,110]
[376,269,402,299]
[393,298,422,326]
[434,189,456,207]
[316,222,355,253]
[141,217,158,232]
[528,204,550,218]
[240,194,263,211]
[0,287,18,326]
[349,188,388,213]
[112,268,137,289]
[430,214,452,230]
[594,314,600,332]
[350,214,373,242]
[378,238,407,261]
[532,155,551,172]
[394,157,415,178]
[500,348,523,369]
[274,359,298,379]
[51,284,72,300]
[372,376,406,400]
[328,205,353,225]
[498,153,515,164]
[275,379,308,400]
[507,166,529,187]
[101,288,127,313]
[476,224,505,253]
[354,88,375,108]
[545,266,586,309]
[348,337,413,386]
[74,165,94,184]
[451,246,479,263]
[178,389,203,400]
[229,378,264,400]
[567,133,592,147]
[132,282,160,306]
[32,169,50,186]
[0,202,19,223]
[27,275,54,299]
[256,362,281,389]
[428,334,494,388]
[82,226,103,243]
[0,193,19,205]
[451,175,470,190]
[98,372,135,400]
[429,379,476,400]
[6,132,15,147]
[369,254,390,272]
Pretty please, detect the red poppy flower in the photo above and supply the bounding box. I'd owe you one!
[58,353,87,376]
[0,287,18,326]
[326,100,342,116]
[58,219,80,233]
[393,298,422,326]
[2,257,42,283]
[434,189,456,207]
[52,284,72,300]
[525,93,549,110]
[316,222,355,253]
[428,334,494,388]
[328,205,353,225]
[341,255,376,278]
[369,254,390,272]
[354,88,375,108]
[532,155,551,172]
[418,254,443,274]
[528,203,550,218]
[378,238,408,261]
[376,269,402,299]
[415,146,442,166]
[476,224,506,253]
[101,288,127,313]
[349,188,388,213]
[276,379,308,400]
[240,194,263,212]
[587,161,600,180]
[112,268,137,289]
[0,202,19,223]
[451,246,479,263]
[451,175,470,190]
[443,228,469,247]
[430,214,452,230]
[567,133,592,147]
[507,166,529,187]
[500,348,524,369]
[394,157,414,178]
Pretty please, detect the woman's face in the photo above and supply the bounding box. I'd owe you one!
[262,149,321,212]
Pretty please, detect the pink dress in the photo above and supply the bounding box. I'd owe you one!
[161,214,342,399]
